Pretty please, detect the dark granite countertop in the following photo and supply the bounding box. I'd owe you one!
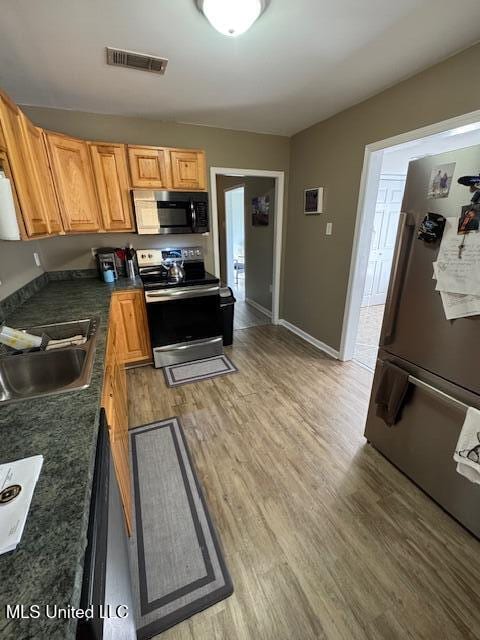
[0,276,142,640]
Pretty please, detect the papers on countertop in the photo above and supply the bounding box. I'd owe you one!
[0,455,43,555]
[433,217,480,319]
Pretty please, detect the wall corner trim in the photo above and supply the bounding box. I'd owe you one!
[278,319,339,359]
[245,298,272,318]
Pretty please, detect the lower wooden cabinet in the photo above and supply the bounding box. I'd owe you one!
[111,290,152,365]
[102,308,132,536]
[101,288,151,534]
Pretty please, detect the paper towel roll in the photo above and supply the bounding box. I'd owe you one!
[0,176,21,240]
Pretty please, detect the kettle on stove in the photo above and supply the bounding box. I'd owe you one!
[163,260,185,282]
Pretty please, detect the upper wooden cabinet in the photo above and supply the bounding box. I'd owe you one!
[0,87,208,238]
[128,145,207,191]
[45,132,101,233]
[0,92,49,237]
[127,145,169,189]
[89,142,134,232]
[0,121,6,150]
[0,147,26,237]
[169,149,206,191]
[20,114,63,235]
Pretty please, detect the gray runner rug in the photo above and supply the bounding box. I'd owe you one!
[129,417,233,639]
[163,354,238,387]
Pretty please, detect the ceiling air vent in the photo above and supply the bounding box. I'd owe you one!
[106,47,168,75]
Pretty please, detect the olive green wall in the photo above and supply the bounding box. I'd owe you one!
[243,177,275,312]
[0,239,43,300]
[284,41,480,351]
[20,105,290,276]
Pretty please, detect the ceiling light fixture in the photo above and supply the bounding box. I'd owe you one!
[196,0,268,37]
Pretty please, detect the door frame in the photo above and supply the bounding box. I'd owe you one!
[210,167,285,324]
[339,108,480,361]
[224,184,246,289]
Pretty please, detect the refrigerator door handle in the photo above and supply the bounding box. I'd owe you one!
[380,212,414,346]
[408,375,469,413]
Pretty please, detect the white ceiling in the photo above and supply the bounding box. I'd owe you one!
[1,0,479,136]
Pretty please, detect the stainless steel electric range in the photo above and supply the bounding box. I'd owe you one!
[137,247,223,368]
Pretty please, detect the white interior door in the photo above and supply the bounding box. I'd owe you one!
[225,187,245,288]
[362,175,406,307]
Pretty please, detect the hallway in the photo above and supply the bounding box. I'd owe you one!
[231,277,271,331]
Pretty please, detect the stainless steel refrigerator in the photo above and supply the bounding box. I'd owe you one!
[364,144,480,538]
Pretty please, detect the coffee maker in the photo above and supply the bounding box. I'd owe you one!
[96,248,123,280]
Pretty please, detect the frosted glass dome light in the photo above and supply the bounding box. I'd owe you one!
[197,0,267,37]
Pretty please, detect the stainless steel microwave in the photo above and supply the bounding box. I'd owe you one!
[132,190,209,235]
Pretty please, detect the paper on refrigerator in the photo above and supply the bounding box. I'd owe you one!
[434,217,480,295]
[433,261,480,320]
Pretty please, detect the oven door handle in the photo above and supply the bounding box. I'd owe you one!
[145,286,219,302]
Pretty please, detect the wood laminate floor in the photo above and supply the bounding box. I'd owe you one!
[128,324,480,640]
[354,304,385,371]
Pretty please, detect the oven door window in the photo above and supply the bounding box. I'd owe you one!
[147,296,221,346]
[158,203,190,230]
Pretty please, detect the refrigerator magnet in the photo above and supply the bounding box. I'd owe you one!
[417,213,446,243]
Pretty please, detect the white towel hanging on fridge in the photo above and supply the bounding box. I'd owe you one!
[454,407,480,484]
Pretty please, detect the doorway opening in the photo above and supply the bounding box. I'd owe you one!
[225,185,246,301]
[211,167,285,331]
[341,115,480,369]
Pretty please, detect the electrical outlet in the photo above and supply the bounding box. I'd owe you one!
[269,284,273,293]
[33,252,41,267]
[325,222,333,236]
[91,247,97,258]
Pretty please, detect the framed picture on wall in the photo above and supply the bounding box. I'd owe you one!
[304,187,324,214]
[252,195,270,226]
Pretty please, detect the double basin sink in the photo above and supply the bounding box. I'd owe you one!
[0,317,100,405]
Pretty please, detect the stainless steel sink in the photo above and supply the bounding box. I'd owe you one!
[0,317,100,404]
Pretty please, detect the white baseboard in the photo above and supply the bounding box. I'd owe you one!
[278,319,339,359]
[245,298,272,318]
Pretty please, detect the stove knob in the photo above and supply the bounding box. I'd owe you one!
[196,249,201,256]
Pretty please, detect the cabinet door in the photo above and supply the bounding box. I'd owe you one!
[20,115,63,234]
[45,132,101,232]
[112,290,152,364]
[0,148,26,237]
[89,142,134,231]
[102,315,132,535]
[127,145,169,188]
[110,413,132,536]
[0,93,48,237]
[169,149,206,191]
